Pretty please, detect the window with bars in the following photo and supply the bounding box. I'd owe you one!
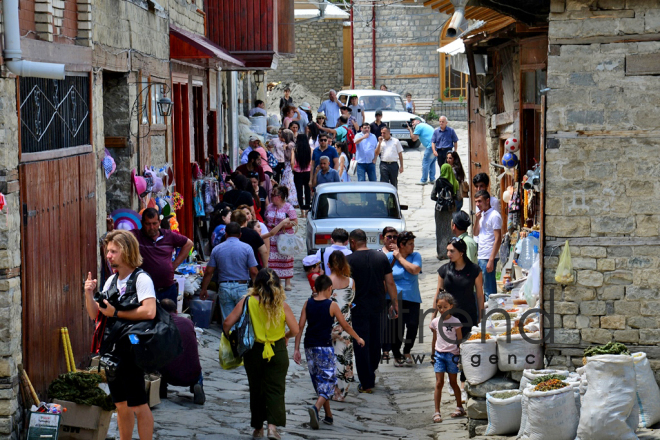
[19,75,91,153]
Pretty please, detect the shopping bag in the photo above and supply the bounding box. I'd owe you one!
[219,332,243,370]
[277,228,304,256]
[554,240,574,284]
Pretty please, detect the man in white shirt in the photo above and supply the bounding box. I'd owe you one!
[354,123,378,181]
[240,136,260,165]
[374,127,404,188]
[473,190,502,298]
[248,100,267,117]
[315,228,352,274]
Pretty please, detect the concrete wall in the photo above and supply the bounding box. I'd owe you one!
[269,20,345,98]
[544,0,660,376]
[352,4,447,98]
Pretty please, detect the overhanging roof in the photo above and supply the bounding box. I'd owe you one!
[169,25,245,70]
[424,0,517,37]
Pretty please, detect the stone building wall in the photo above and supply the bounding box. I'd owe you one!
[543,0,660,379]
[269,20,345,99]
[352,4,447,98]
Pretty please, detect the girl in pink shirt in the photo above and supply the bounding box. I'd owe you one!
[429,292,465,423]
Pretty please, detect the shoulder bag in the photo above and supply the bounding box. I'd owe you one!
[277,226,305,256]
[236,297,255,357]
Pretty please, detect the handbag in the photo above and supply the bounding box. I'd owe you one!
[236,297,255,357]
[460,180,470,198]
[348,158,358,175]
[277,227,305,256]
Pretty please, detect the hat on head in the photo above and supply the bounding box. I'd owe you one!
[375,109,383,116]
[302,254,321,267]
[249,135,259,142]
[316,111,326,119]
[452,211,471,231]
[299,102,311,111]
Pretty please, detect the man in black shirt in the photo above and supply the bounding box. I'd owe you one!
[346,229,398,393]
[221,174,256,219]
[228,210,268,269]
[369,109,387,139]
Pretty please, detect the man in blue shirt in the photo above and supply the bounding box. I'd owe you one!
[317,90,341,128]
[312,156,340,188]
[408,118,437,185]
[354,123,378,181]
[199,222,258,319]
[311,133,339,171]
[431,115,459,171]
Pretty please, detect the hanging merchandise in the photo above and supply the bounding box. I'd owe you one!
[172,192,184,210]
[131,169,149,198]
[193,181,205,217]
[102,149,116,179]
[0,193,6,211]
[555,240,575,284]
[502,152,519,168]
[111,209,142,230]
[168,214,179,232]
[192,162,204,180]
[504,136,520,153]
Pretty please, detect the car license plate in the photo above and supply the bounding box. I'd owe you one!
[367,235,378,244]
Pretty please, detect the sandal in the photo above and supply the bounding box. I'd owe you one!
[450,407,466,418]
[381,352,390,361]
[357,384,373,394]
[432,412,442,423]
[394,357,406,367]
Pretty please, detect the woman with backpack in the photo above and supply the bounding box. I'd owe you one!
[431,163,459,260]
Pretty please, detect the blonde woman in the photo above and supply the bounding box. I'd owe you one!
[327,251,356,401]
[224,269,299,440]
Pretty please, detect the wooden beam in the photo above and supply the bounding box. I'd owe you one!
[20,145,93,164]
[423,0,445,7]
[549,33,660,45]
[491,111,514,127]
[464,43,478,89]
[547,130,660,139]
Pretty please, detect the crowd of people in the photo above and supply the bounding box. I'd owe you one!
[80,86,504,440]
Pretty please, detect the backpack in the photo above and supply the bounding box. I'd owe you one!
[266,150,279,169]
[432,183,455,212]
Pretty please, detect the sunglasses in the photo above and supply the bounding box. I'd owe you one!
[450,237,463,243]
[385,235,398,240]
[271,193,281,198]
[319,139,328,142]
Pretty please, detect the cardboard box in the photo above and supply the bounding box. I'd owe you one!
[52,400,112,440]
[144,376,161,408]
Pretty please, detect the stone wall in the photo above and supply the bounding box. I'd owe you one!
[352,4,447,98]
[0,76,22,440]
[544,0,660,379]
[269,20,345,99]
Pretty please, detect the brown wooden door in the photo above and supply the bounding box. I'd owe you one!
[467,84,488,212]
[20,153,97,394]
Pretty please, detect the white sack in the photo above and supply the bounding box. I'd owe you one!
[485,390,523,435]
[522,385,578,440]
[632,352,660,428]
[577,354,638,440]
[460,338,497,385]
[496,333,543,372]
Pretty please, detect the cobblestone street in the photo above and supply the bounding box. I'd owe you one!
[107,123,474,440]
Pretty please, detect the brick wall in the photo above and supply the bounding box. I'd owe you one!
[544,0,660,379]
[352,3,447,99]
[269,20,344,99]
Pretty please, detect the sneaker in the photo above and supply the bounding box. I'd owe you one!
[193,383,206,405]
[427,180,434,185]
[308,405,320,429]
[415,181,427,185]
[322,416,333,426]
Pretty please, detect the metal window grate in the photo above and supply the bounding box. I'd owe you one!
[19,76,90,153]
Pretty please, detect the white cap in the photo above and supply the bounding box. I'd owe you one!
[299,102,311,111]
[302,254,321,267]
[249,135,259,141]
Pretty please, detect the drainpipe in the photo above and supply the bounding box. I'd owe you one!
[446,0,469,38]
[350,1,354,88]
[3,0,65,79]
[371,2,376,88]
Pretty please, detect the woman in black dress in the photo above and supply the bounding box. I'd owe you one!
[433,238,485,395]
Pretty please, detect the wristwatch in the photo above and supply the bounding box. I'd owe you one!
[113,309,118,318]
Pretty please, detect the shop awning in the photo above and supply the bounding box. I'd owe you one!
[170,25,245,69]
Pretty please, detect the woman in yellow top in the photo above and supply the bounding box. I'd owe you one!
[224,268,299,440]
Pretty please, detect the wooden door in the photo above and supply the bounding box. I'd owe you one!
[20,153,97,394]
[467,84,488,212]
[173,82,193,239]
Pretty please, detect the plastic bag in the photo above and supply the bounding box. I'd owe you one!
[577,355,638,440]
[219,333,243,370]
[485,390,523,435]
[460,338,498,385]
[632,352,660,428]
[554,240,574,284]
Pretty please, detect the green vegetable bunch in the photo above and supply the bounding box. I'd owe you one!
[48,372,116,411]
[584,342,630,358]
[530,374,567,386]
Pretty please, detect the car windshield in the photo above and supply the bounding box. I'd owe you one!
[360,96,406,112]
[315,192,400,219]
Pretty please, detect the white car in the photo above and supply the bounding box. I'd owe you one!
[337,90,424,148]
[306,182,407,254]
